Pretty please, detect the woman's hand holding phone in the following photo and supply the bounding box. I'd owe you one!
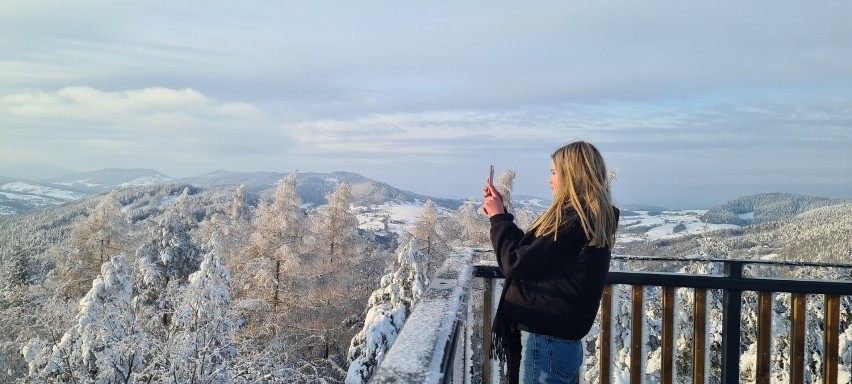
[482,165,504,217]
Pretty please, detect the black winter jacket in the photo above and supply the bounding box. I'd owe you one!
[490,208,619,340]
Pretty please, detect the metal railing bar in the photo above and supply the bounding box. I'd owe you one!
[611,255,852,270]
[606,272,852,296]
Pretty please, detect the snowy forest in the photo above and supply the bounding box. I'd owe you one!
[0,171,851,383]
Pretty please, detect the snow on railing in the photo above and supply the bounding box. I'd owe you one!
[370,248,476,384]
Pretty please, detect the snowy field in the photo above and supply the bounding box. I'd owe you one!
[354,201,735,246]
[618,210,739,243]
[355,200,450,237]
[0,181,88,213]
[0,181,86,201]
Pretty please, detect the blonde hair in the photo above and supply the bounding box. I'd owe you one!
[529,141,617,248]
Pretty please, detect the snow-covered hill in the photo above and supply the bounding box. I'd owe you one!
[0,178,89,215]
[48,168,173,190]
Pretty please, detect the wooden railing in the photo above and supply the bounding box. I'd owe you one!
[371,250,852,383]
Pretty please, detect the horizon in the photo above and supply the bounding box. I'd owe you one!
[1,164,849,210]
[2,2,851,209]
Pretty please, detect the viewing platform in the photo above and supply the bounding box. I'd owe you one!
[370,248,852,384]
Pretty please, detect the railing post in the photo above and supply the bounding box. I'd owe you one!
[722,261,744,384]
[693,289,707,384]
[661,286,675,384]
[824,294,840,384]
[756,291,772,384]
[600,286,613,384]
[790,293,806,383]
[630,285,644,383]
[482,277,493,384]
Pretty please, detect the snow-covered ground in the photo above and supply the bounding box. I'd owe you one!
[354,201,735,246]
[0,181,88,214]
[355,200,450,237]
[1,181,86,201]
[618,209,739,243]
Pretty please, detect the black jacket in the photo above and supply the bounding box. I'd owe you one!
[490,208,618,340]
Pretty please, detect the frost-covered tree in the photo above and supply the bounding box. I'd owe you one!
[166,236,236,383]
[0,242,30,300]
[493,169,516,214]
[135,208,202,327]
[294,182,368,360]
[243,173,306,313]
[442,198,490,247]
[410,200,449,275]
[26,255,143,383]
[229,184,251,222]
[58,192,126,297]
[345,237,430,384]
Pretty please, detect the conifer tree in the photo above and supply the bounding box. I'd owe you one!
[59,192,126,297]
[243,173,306,313]
[32,255,143,383]
[345,237,430,384]
[168,235,236,383]
[410,200,448,275]
[294,182,368,360]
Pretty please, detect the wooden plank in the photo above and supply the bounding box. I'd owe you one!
[662,286,675,384]
[694,289,707,384]
[631,285,644,384]
[600,286,613,384]
[756,292,772,384]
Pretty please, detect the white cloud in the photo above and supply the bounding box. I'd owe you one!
[1,2,851,206]
[0,86,283,176]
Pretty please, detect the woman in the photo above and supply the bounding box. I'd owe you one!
[482,141,619,383]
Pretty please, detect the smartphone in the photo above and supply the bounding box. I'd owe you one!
[488,165,494,184]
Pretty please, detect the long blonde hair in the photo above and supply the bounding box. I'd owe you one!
[529,141,617,249]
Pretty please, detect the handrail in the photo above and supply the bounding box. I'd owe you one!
[370,251,852,383]
[369,248,476,384]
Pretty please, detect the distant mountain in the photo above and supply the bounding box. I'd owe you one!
[180,170,462,209]
[0,169,464,216]
[701,192,850,225]
[176,170,283,188]
[47,168,173,190]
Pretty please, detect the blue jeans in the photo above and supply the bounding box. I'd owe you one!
[519,330,582,383]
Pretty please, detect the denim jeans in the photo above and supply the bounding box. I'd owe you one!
[519,330,582,383]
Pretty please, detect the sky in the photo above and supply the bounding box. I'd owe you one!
[1,1,851,208]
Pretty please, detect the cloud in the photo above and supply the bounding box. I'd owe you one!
[1,2,850,205]
[0,86,285,176]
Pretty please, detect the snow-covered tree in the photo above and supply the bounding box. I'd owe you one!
[243,173,306,313]
[493,169,516,215]
[345,237,430,384]
[167,236,236,383]
[442,198,490,247]
[0,242,30,300]
[58,192,126,297]
[229,184,251,222]
[27,255,143,383]
[409,200,449,275]
[294,182,368,360]
[135,207,202,328]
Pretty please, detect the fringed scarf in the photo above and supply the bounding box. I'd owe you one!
[490,278,522,384]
